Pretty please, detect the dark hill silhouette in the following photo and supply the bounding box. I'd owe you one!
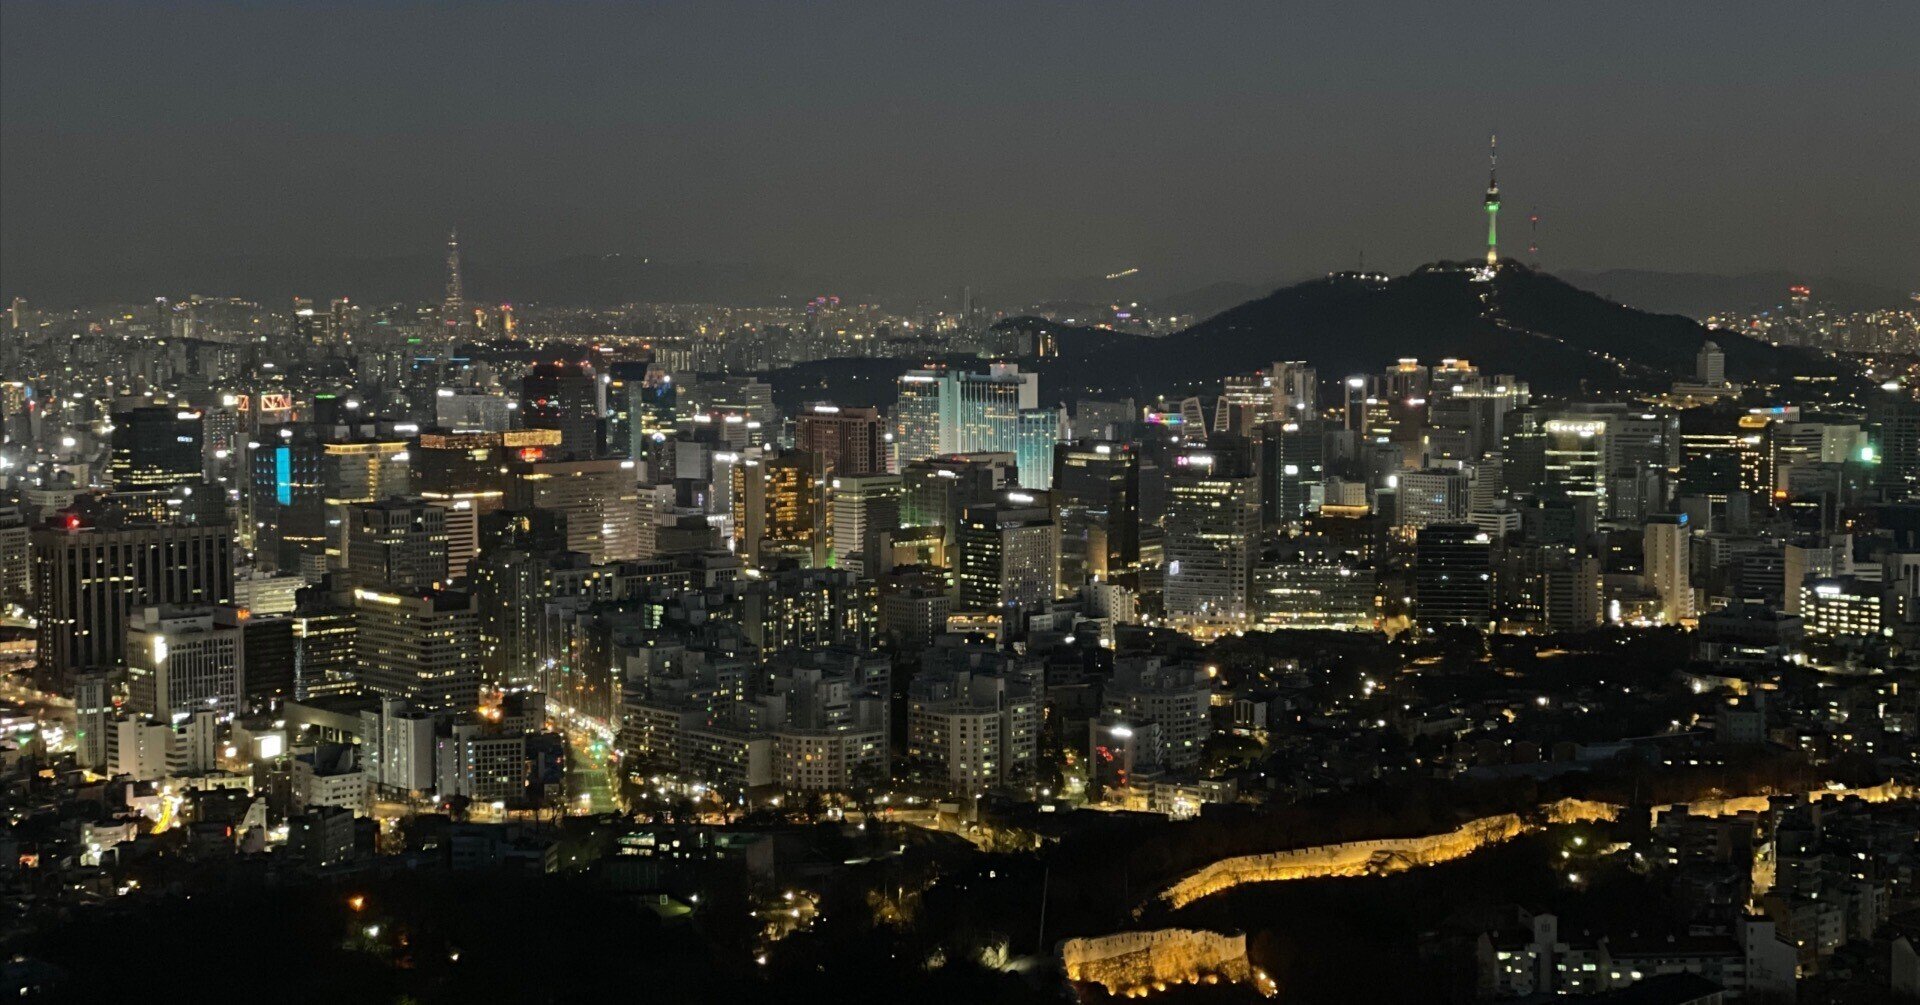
[998,260,1845,402]
[1559,268,1909,317]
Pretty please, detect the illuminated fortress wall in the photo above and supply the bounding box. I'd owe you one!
[1654,782,1916,823]
[1156,786,1915,910]
[1157,798,1619,910]
[1060,928,1261,996]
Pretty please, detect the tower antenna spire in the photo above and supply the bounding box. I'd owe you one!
[1483,132,1501,268]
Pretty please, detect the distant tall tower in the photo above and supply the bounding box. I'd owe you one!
[443,228,468,336]
[1483,134,1501,267]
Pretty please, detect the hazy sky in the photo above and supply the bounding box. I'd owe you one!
[3,1,1916,299]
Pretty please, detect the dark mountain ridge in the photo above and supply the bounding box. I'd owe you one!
[1558,268,1911,318]
[998,260,1845,402]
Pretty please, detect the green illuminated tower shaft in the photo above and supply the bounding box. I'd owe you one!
[1484,134,1500,267]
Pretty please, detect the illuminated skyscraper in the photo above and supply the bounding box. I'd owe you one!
[351,586,481,712]
[1270,361,1318,420]
[343,498,451,589]
[1414,523,1494,628]
[1543,417,1608,511]
[830,473,900,576]
[443,228,469,336]
[125,605,243,720]
[796,403,888,477]
[1163,450,1260,630]
[732,449,826,568]
[1695,341,1727,386]
[891,368,944,471]
[1644,513,1695,624]
[520,358,604,458]
[506,457,640,564]
[935,364,1059,489]
[1397,468,1473,531]
[899,453,1013,547]
[1261,420,1325,525]
[953,491,1059,614]
[109,405,204,491]
[1051,440,1140,589]
[31,515,234,689]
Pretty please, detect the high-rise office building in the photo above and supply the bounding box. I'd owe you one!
[1051,440,1140,589]
[1214,373,1272,435]
[1782,537,1844,615]
[1163,451,1261,630]
[602,360,650,457]
[351,587,481,712]
[953,491,1059,614]
[1397,468,1474,530]
[31,515,234,689]
[1414,523,1495,628]
[1270,361,1318,421]
[686,375,775,428]
[73,671,112,771]
[899,453,1014,546]
[732,449,826,568]
[0,506,30,604]
[248,426,325,573]
[830,473,900,576]
[506,457,641,564]
[1870,397,1920,501]
[434,387,514,433]
[230,608,296,712]
[343,498,450,589]
[125,605,243,720]
[1644,513,1695,625]
[109,405,204,491]
[1261,420,1326,526]
[937,364,1058,489]
[414,427,561,516]
[624,365,677,459]
[892,368,944,472]
[292,597,358,700]
[1695,341,1727,386]
[1542,417,1608,511]
[796,404,888,477]
[1502,542,1602,630]
[520,358,604,458]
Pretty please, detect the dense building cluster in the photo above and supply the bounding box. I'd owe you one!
[5,267,1920,1002]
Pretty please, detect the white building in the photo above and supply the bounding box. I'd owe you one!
[907,666,1041,793]
[1643,514,1695,624]
[292,743,372,816]
[1103,657,1213,771]
[1397,468,1473,531]
[124,605,243,720]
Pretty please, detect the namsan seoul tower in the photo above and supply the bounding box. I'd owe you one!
[1483,134,1501,267]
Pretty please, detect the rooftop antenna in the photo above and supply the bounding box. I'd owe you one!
[1528,208,1540,260]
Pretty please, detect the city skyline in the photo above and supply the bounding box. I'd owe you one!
[2,1,1917,305]
[8,6,1920,1004]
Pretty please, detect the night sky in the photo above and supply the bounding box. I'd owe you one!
[3,1,1916,300]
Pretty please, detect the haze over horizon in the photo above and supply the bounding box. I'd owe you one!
[3,1,1917,303]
